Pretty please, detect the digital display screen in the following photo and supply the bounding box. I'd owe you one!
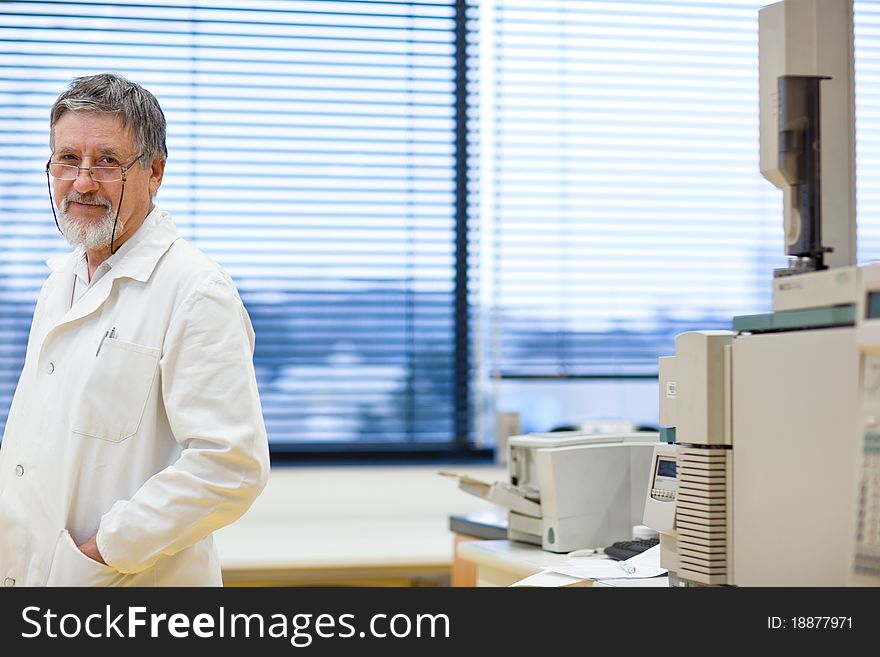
[657,458,676,479]
[867,291,880,319]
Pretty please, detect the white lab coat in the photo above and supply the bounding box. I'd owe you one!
[0,208,270,586]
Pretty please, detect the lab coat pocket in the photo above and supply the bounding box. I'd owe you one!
[72,338,160,443]
[46,530,132,587]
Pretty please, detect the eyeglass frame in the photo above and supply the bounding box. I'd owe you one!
[44,153,145,255]
[45,153,143,183]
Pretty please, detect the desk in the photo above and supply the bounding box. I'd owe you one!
[456,539,669,587]
[448,509,508,586]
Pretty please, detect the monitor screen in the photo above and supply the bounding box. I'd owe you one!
[657,458,676,479]
[867,291,880,319]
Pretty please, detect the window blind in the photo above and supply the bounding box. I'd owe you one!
[486,0,880,379]
[0,0,478,452]
[856,0,880,261]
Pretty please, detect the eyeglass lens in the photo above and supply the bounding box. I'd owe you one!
[47,163,123,182]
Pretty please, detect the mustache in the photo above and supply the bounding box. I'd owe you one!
[61,191,112,212]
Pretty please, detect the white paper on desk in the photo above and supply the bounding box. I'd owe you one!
[510,570,587,587]
[593,576,670,587]
[549,545,666,580]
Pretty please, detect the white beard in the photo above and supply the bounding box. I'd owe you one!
[57,191,117,250]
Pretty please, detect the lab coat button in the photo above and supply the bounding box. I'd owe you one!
[15,465,24,477]
[4,577,14,587]
[46,362,55,374]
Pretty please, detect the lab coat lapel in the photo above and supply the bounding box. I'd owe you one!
[55,268,120,328]
[37,214,181,350]
[34,264,121,361]
[40,250,80,335]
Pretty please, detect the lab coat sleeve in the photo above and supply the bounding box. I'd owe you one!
[95,274,270,574]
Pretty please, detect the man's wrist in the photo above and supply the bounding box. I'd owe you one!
[78,534,107,565]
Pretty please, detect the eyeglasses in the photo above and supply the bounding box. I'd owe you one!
[45,154,142,183]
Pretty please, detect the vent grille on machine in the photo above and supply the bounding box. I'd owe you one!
[675,447,731,585]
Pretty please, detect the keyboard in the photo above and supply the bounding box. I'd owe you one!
[602,537,659,561]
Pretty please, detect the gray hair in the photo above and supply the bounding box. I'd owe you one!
[49,73,167,166]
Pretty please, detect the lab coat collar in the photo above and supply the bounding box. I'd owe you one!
[39,208,181,340]
[45,207,180,283]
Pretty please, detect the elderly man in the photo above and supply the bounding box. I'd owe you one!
[0,73,269,586]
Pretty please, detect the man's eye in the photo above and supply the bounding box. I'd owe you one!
[98,158,118,166]
[61,154,78,161]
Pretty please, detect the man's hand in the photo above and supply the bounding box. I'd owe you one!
[78,534,107,565]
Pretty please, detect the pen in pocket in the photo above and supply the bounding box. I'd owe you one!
[95,326,117,357]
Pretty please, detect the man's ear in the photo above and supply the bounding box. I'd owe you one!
[149,157,166,197]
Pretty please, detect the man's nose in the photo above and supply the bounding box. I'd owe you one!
[72,168,99,193]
